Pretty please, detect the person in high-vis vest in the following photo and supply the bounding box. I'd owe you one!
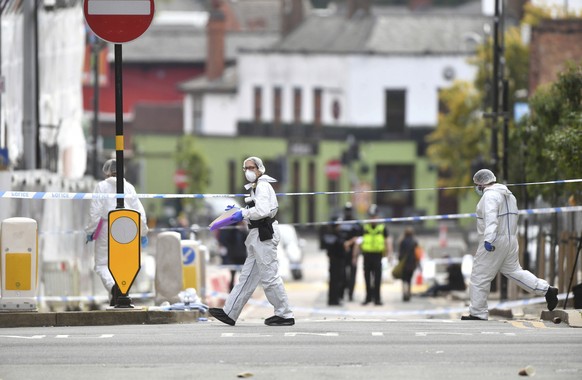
[358,205,392,305]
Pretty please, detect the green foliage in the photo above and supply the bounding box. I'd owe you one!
[428,26,529,195]
[520,61,582,200]
[426,82,486,195]
[175,135,211,198]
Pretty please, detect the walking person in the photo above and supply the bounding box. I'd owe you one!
[209,157,295,326]
[397,226,420,302]
[340,202,362,302]
[359,205,392,305]
[85,159,148,306]
[320,217,346,306]
[462,169,558,320]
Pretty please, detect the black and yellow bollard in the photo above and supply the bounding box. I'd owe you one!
[108,209,141,308]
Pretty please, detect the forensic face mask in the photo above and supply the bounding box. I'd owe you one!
[474,185,484,196]
[245,170,257,182]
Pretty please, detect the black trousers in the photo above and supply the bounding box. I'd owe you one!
[363,253,383,303]
[328,255,346,305]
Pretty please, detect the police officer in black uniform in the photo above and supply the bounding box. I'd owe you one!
[320,216,346,306]
[339,202,363,302]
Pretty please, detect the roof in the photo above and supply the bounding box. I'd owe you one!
[259,13,491,55]
[121,26,279,63]
[178,66,238,93]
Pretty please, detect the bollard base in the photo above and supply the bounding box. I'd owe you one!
[113,295,134,309]
[0,298,38,312]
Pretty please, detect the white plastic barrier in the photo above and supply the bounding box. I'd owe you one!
[0,217,39,311]
[181,240,207,303]
[154,231,182,305]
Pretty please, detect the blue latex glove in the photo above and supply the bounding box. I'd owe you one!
[86,233,94,244]
[225,204,237,211]
[231,210,244,223]
[141,236,148,248]
[484,241,495,252]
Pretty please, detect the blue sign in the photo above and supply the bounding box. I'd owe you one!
[182,246,196,265]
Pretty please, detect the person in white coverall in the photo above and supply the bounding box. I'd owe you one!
[209,157,295,326]
[462,169,558,320]
[85,159,148,306]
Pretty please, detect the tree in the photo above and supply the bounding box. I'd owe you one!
[175,135,211,208]
[425,81,486,196]
[518,61,582,201]
[426,25,529,196]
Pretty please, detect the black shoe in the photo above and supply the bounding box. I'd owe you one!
[545,286,559,311]
[110,284,121,307]
[209,308,236,326]
[264,316,295,326]
[374,301,383,306]
[461,315,486,321]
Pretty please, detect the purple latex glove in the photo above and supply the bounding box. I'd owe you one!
[484,241,495,252]
[232,210,243,223]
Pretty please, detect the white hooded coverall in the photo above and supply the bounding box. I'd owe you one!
[222,174,294,321]
[85,177,148,293]
[469,183,549,319]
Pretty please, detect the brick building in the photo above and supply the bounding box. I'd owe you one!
[529,19,582,93]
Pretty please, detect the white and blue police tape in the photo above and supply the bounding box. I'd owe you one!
[2,178,580,200]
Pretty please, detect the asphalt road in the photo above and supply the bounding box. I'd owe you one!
[2,234,580,379]
[1,319,580,380]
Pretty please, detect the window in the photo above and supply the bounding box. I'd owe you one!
[313,88,322,126]
[375,164,414,218]
[385,90,405,132]
[273,87,282,125]
[293,87,302,124]
[193,95,202,133]
[253,86,262,122]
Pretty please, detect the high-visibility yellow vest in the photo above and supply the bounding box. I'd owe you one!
[361,224,385,253]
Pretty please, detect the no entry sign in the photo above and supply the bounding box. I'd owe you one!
[84,0,155,44]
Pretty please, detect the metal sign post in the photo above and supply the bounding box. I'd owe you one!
[83,0,155,308]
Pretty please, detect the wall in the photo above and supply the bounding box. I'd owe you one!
[529,19,582,93]
[133,134,437,226]
[236,52,477,128]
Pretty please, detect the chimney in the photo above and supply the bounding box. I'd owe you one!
[206,0,226,80]
[409,0,432,11]
[346,0,370,19]
[281,0,304,37]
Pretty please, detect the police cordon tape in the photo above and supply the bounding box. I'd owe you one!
[1,178,581,200]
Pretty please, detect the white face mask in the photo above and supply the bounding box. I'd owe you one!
[474,185,484,196]
[245,170,257,182]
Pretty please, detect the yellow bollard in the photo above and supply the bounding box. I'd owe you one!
[0,217,39,311]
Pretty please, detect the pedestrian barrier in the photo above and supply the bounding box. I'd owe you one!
[154,231,183,305]
[0,217,39,311]
[181,240,207,302]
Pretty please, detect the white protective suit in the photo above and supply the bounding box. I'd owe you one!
[222,174,294,321]
[469,183,549,319]
[85,177,148,293]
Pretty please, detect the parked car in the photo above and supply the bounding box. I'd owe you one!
[277,224,306,281]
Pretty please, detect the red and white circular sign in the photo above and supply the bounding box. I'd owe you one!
[84,0,155,44]
[325,159,342,181]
